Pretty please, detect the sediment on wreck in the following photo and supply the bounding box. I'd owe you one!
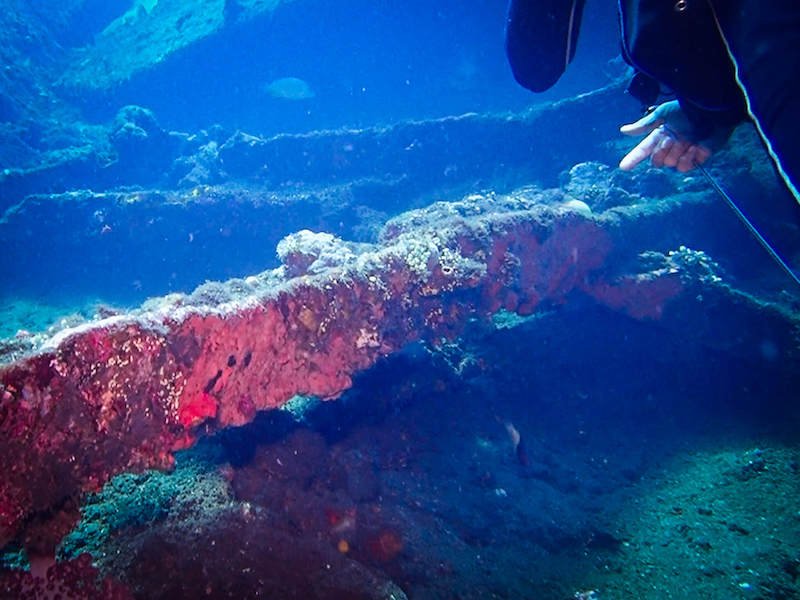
[2,188,798,557]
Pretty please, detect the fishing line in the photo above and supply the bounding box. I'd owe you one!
[697,164,800,289]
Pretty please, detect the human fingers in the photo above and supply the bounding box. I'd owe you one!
[695,144,711,165]
[619,129,663,170]
[650,133,676,168]
[676,146,699,172]
[663,136,688,168]
[676,144,712,173]
[619,111,664,137]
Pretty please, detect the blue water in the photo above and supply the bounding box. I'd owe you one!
[74,0,620,134]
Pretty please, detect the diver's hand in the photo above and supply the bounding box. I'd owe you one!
[619,100,711,173]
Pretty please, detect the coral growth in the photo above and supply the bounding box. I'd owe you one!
[0,189,704,555]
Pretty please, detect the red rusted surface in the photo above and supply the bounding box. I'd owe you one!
[0,198,683,553]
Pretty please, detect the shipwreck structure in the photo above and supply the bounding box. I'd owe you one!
[2,186,799,559]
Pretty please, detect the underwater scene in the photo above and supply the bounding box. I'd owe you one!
[1,1,800,598]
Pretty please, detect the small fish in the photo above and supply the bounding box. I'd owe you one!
[500,418,529,467]
[262,77,315,100]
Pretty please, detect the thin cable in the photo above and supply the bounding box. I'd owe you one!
[697,164,800,289]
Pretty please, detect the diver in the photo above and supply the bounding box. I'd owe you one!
[504,0,800,204]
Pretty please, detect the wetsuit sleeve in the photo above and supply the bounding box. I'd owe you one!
[505,0,587,93]
[709,0,800,201]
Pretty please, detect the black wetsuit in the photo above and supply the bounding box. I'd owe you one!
[505,0,800,202]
